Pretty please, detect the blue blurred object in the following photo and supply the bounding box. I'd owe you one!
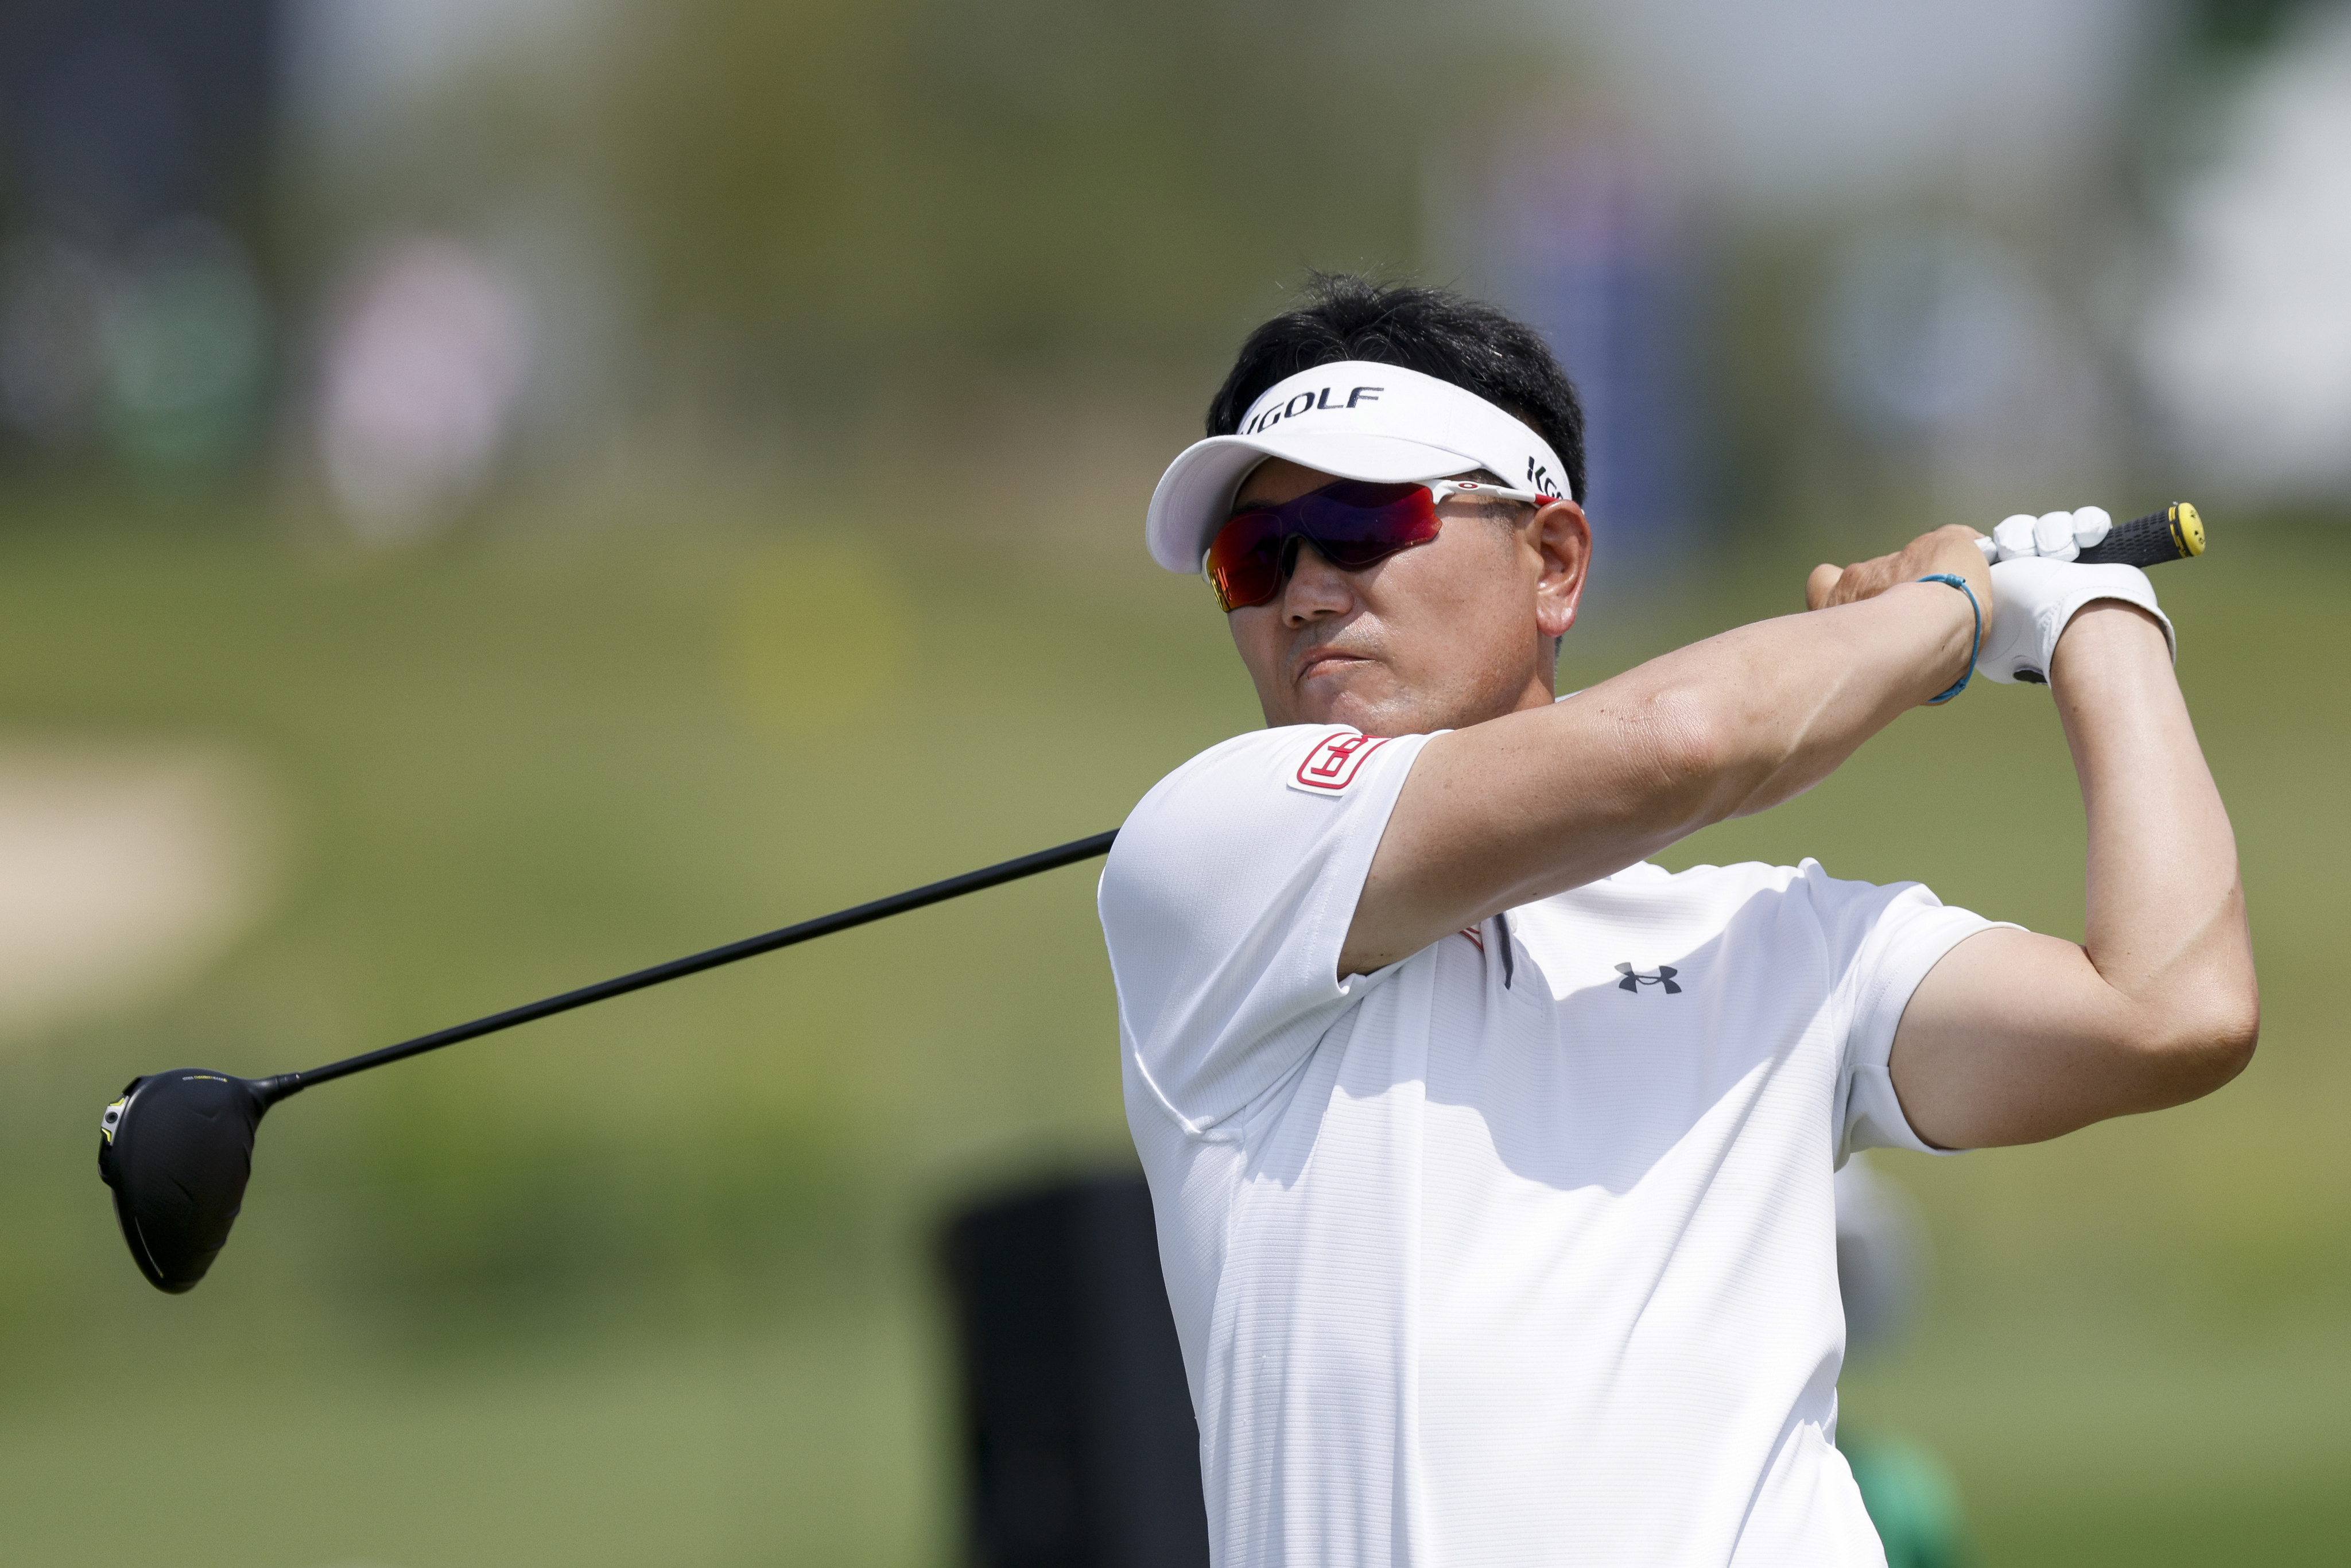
[1489,132,1707,583]
[0,0,278,239]
[0,0,278,468]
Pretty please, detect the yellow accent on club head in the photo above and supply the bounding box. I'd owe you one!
[2172,502,2205,557]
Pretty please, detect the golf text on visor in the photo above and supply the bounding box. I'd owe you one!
[1142,360,1574,577]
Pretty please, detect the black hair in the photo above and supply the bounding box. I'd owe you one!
[1205,273,1586,505]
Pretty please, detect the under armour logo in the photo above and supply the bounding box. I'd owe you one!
[1616,963,1680,994]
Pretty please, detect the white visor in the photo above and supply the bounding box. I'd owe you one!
[1143,360,1573,574]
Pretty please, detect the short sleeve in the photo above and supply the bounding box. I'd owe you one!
[1098,725,1431,1136]
[1798,861,2018,1163]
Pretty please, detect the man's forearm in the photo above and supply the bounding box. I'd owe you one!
[1884,603,2257,1150]
[1344,576,1976,972]
[1583,581,1976,831]
[2054,605,2259,1061]
[1678,581,1977,820]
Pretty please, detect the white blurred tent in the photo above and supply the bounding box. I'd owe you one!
[2143,5,2351,499]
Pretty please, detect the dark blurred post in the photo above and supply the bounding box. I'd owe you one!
[940,1173,1211,1568]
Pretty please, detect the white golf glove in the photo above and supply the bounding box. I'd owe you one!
[1979,556,2174,684]
[1984,507,2111,564]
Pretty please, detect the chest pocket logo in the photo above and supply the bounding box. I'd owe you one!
[1616,962,1681,994]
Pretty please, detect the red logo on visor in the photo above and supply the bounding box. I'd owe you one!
[1291,731,1391,793]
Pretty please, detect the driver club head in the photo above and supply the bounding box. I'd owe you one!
[98,1070,275,1293]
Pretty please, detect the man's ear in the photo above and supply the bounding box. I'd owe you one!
[1531,499,1591,641]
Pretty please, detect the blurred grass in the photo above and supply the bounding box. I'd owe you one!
[0,478,2345,1565]
[0,1307,938,1568]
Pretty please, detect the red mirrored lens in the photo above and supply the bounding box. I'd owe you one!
[1206,481,1441,611]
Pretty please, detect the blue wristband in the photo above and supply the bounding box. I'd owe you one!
[1918,573,1979,704]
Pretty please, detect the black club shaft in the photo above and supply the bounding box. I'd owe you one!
[256,829,1120,1103]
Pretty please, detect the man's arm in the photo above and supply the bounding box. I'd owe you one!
[1340,526,1988,976]
[1886,604,2257,1147]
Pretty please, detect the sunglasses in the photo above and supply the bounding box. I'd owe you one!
[1203,477,1553,612]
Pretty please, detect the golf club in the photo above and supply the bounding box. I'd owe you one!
[96,499,2211,1298]
[98,829,1118,1293]
[1973,501,2205,566]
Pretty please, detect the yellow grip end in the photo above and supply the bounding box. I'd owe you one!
[2172,502,2206,558]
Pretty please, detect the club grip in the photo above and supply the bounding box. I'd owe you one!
[2077,502,2204,567]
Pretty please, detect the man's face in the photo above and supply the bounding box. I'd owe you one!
[1223,459,1592,737]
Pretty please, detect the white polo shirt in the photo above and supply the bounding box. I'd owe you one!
[1098,724,2001,1568]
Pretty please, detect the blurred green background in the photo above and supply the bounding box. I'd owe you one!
[3,486,2345,1568]
[4,0,2349,1565]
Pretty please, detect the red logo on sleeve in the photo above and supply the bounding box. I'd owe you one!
[1289,731,1392,794]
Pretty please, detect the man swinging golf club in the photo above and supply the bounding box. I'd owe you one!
[1097,275,2257,1567]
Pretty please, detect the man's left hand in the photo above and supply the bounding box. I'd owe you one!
[1807,524,1991,615]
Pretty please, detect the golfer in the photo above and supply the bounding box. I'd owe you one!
[1096,275,2256,1566]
